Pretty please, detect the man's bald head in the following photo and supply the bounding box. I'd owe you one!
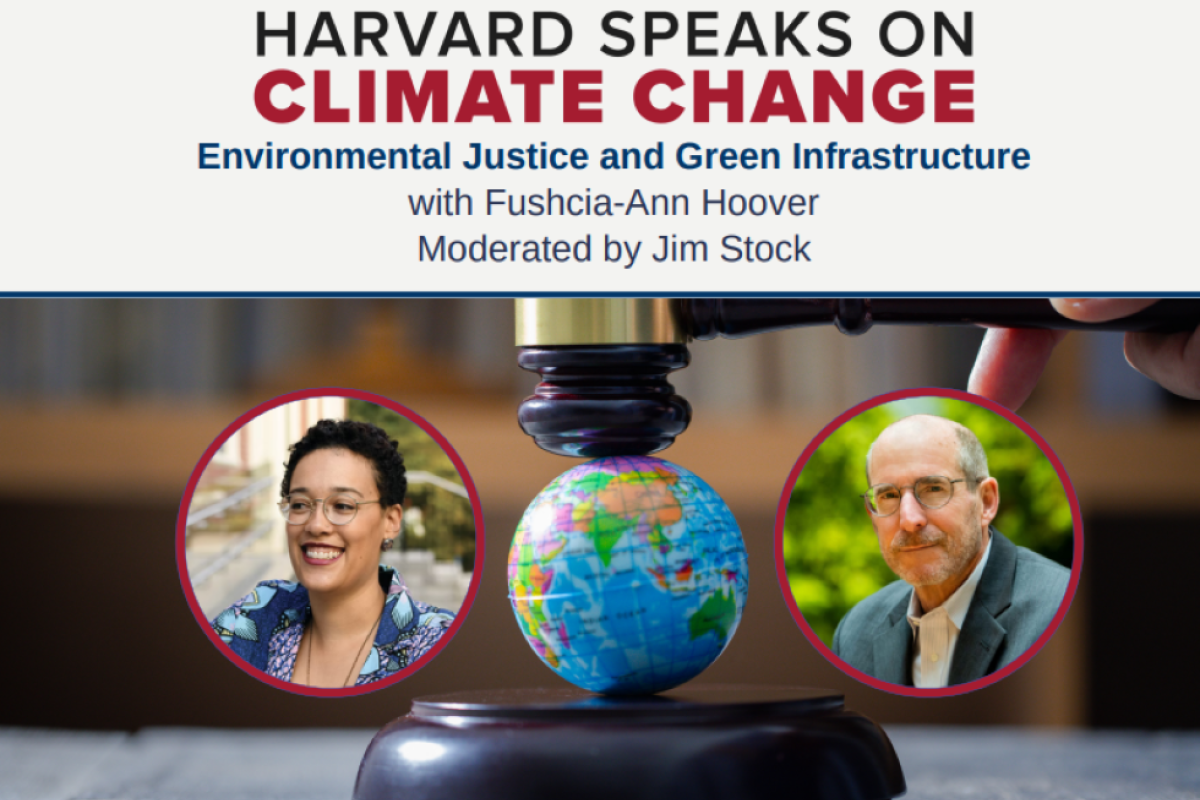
[866,415,989,487]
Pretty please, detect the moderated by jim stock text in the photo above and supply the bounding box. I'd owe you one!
[410,185,818,268]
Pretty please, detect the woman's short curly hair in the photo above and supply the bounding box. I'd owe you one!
[280,419,407,507]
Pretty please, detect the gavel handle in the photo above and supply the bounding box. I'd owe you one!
[684,299,1200,339]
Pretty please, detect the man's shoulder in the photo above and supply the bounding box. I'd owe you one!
[1009,541,1071,600]
[992,538,1071,649]
[849,580,911,617]
[831,579,909,667]
[1011,542,1071,575]
[837,580,910,638]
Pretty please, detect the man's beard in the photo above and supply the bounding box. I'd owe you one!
[884,519,985,588]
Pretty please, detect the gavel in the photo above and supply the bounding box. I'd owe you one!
[515,298,1199,457]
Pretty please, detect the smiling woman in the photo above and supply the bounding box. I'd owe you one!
[209,419,456,690]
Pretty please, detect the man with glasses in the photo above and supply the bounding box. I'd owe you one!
[831,414,1070,688]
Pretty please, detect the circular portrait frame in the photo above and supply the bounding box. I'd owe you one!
[774,387,1083,698]
[176,387,485,697]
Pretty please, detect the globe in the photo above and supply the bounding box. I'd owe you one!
[508,455,749,695]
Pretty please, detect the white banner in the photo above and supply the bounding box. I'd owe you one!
[3,2,1197,293]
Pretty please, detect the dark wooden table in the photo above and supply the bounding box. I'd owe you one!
[3,726,1198,799]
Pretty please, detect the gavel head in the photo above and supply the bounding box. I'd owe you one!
[516,299,693,457]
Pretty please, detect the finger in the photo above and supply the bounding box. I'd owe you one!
[968,327,1069,410]
[1125,330,1200,399]
[1050,298,1159,323]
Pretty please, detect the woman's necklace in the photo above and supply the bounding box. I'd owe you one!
[303,615,380,688]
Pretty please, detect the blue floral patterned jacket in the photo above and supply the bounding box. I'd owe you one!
[211,565,454,684]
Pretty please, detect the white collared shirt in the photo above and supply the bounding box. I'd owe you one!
[907,536,993,688]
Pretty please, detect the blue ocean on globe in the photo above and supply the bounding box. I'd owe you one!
[508,455,749,695]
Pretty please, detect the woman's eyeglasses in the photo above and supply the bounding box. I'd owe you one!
[278,494,381,525]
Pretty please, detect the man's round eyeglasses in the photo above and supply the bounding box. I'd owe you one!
[861,476,971,517]
[278,494,381,525]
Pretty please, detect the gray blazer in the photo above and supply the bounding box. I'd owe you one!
[831,530,1070,686]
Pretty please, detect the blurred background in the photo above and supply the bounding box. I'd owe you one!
[1,298,1195,732]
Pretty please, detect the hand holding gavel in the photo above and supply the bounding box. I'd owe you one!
[968,299,1200,409]
[516,299,1200,457]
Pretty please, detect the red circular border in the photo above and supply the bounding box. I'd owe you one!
[175,387,485,698]
[773,387,1083,698]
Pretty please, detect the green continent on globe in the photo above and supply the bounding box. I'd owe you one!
[508,455,749,695]
[688,587,737,643]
